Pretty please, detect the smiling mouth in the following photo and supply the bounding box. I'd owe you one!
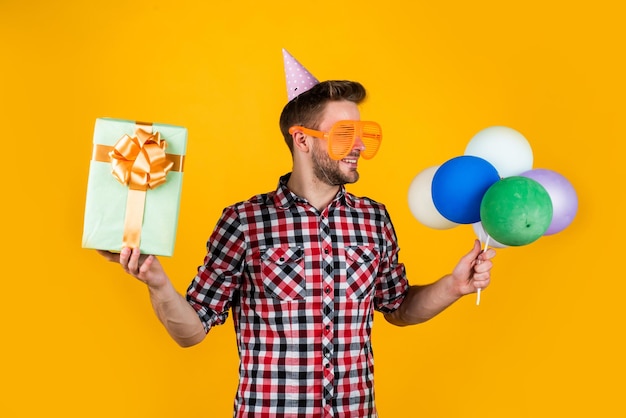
[340,153,360,164]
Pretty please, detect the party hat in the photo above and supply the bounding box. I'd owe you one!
[282,48,319,101]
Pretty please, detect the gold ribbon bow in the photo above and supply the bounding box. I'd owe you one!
[109,129,173,190]
[109,128,174,249]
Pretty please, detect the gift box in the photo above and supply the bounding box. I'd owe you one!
[82,118,187,256]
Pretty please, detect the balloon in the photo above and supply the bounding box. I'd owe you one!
[408,166,459,229]
[431,155,500,224]
[520,168,578,235]
[480,176,553,246]
[472,222,508,248]
[464,126,533,178]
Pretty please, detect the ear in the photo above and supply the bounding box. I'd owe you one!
[291,130,311,154]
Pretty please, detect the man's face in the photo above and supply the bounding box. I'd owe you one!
[311,100,364,186]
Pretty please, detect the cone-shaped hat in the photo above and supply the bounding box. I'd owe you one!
[282,48,319,101]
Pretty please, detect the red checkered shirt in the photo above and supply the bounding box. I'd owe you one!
[187,174,409,417]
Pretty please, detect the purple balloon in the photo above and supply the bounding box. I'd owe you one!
[520,168,578,235]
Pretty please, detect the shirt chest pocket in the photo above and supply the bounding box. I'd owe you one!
[345,245,380,300]
[261,246,306,301]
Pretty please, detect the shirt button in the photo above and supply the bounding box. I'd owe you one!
[325,286,331,294]
[324,248,329,254]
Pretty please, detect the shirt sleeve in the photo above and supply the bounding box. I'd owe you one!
[186,205,246,332]
[373,209,409,313]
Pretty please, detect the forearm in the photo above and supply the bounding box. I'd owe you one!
[385,275,461,326]
[148,281,206,347]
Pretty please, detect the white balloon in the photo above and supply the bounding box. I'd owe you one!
[408,166,459,230]
[471,222,508,249]
[464,126,533,178]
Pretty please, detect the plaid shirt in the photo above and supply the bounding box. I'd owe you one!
[187,174,408,418]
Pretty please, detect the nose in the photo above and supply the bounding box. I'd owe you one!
[353,136,366,153]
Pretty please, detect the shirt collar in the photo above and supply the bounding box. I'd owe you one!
[274,173,355,209]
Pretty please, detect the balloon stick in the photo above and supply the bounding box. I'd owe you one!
[476,235,490,306]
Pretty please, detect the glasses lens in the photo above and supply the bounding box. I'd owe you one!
[328,123,356,160]
[327,121,382,160]
[360,122,382,159]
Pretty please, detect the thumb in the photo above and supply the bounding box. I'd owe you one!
[461,239,482,265]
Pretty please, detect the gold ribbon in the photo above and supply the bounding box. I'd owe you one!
[92,145,184,173]
[92,124,183,249]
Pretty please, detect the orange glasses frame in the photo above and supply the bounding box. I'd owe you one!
[288,120,382,160]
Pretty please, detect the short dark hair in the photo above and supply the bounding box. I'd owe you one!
[279,80,367,153]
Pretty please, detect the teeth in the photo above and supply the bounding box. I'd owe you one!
[343,158,357,163]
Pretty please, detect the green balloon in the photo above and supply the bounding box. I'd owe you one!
[480,177,553,246]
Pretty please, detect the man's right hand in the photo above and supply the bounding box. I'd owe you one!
[97,247,168,289]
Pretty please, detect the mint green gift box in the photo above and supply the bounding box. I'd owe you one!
[82,118,187,256]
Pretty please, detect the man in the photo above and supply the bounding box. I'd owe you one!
[100,54,495,417]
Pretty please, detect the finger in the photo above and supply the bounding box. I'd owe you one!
[473,238,482,254]
[474,259,493,274]
[126,247,142,274]
[480,247,496,261]
[472,275,491,289]
[472,276,491,290]
[139,255,155,275]
[474,250,494,270]
[462,240,482,265]
[118,247,130,270]
[473,261,492,282]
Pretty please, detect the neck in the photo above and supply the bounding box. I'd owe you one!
[287,168,339,211]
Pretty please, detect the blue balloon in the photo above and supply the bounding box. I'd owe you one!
[432,155,501,224]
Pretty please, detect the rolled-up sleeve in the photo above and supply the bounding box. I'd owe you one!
[374,211,409,313]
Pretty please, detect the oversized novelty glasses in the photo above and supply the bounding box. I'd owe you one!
[289,120,382,160]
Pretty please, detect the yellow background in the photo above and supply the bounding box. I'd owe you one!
[1,1,623,417]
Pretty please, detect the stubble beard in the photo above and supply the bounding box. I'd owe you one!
[311,143,360,186]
